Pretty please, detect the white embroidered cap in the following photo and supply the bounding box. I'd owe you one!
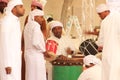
[49,21,63,30]
[96,4,109,13]
[28,9,44,22]
[5,0,23,13]
[31,0,43,10]
[83,55,101,66]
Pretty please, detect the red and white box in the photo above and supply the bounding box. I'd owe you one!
[46,40,58,54]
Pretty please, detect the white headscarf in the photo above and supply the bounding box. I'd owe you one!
[96,4,109,13]
[5,0,23,14]
[28,9,44,22]
[83,55,101,66]
[31,0,43,10]
[49,21,63,30]
[48,20,66,37]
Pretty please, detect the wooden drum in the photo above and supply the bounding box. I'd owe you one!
[51,57,83,80]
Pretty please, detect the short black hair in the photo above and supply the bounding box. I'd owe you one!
[47,17,54,23]
[0,2,7,13]
[37,6,42,10]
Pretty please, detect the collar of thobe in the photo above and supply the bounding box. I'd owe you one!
[7,12,19,21]
[102,12,111,22]
[51,35,63,41]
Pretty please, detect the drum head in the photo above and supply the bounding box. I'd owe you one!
[79,39,98,56]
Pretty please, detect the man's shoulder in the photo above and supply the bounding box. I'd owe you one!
[26,21,40,29]
[47,36,56,40]
[61,36,73,41]
[109,11,120,18]
[47,36,58,42]
[86,65,101,72]
[1,16,12,27]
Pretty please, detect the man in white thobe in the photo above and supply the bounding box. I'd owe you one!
[78,55,101,80]
[24,9,47,80]
[0,0,6,76]
[0,0,25,80]
[47,21,75,56]
[46,21,75,80]
[96,4,120,80]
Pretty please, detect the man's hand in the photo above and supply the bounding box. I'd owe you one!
[57,55,67,60]
[98,46,103,52]
[43,51,51,58]
[5,67,12,74]
[66,47,74,55]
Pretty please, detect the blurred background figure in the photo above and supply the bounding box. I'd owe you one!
[0,0,8,18]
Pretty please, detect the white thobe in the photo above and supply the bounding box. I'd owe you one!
[97,11,120,80]
[0,13,22,80]
[47,35,75,56]
[78,65,101,80]
[24,21,46,80]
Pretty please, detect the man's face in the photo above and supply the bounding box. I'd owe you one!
[34,16,45,25]
[98,11,109,20]
[31,5,37,11]
[52,26,62,39]
[14,5,25,17]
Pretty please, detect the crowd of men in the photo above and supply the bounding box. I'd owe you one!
[1,0,120,80]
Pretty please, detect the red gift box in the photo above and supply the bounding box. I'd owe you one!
[46,40,58,54]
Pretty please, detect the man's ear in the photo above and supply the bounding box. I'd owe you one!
[85,63,94,68]
[85,65,90,68]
